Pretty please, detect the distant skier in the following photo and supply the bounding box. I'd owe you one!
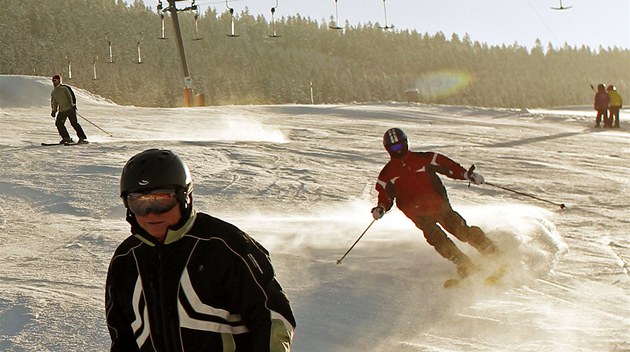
[607,85,623,128]
[106,149,295,351]
[371,128,498,278]
[50,74,88,144]
[593,83,610,128]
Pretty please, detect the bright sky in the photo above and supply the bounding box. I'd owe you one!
[184,0,630,50]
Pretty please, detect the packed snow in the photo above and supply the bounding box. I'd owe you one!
[0,75,629,351]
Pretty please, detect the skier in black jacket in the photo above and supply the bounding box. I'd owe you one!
[106,149,296,351]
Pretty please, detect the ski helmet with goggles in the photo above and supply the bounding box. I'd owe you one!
[120,149,193,215]
[383,128,408,157]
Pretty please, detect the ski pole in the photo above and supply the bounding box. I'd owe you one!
[77,112,113,137]
[484,181,566,209]
[336,219,376,265]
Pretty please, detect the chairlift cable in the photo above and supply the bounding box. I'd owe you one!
[524,0,594,90]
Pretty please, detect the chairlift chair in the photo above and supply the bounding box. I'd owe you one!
[551,0,572,10]
[157,1,168,39]
[329,0,343,30]
[136,32,144,64]
[92,56,99,80]
[65,56,72,80]
[192,1,203,40]
[105,34,115,63]
[379,0,394,30]
[226,0,240,37]
[269,0,281,38]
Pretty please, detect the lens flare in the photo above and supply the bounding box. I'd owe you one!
[411,70,473,99]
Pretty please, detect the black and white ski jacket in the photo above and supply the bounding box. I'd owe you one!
[105,211,296,352]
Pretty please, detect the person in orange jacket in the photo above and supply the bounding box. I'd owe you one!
[371,128,497,278]
[607,85,623,128]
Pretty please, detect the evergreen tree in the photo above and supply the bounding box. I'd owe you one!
[0,0,627,108]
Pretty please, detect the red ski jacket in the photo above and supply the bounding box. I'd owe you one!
[375,151,469,218]
[594,91,610,111]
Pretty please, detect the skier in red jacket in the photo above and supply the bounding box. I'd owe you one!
[371,128,497,278]
[594,83,610,128]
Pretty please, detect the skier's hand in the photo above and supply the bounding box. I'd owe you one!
[466,171,485,185]
[371,206,385,220]
[51,111,56,117]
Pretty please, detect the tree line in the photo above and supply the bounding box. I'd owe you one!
[1,0,628,108]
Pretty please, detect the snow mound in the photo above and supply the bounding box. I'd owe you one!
[0,75,115,109]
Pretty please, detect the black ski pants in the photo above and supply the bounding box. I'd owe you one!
[56,108,87,140]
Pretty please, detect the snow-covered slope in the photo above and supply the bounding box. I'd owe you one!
[0,75,628,351]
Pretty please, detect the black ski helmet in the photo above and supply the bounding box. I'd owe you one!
[383,128,408,157]
[120,149,193,215]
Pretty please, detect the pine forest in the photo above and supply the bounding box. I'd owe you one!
[1,0,628,108]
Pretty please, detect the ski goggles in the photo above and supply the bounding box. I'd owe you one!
[387,142,405,153]
[127,188,179,216]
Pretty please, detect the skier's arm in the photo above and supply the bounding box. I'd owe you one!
[229,237,295,352]
[429,152,468,180]
[50,94,58,115]
[431,153,484,184]
[374,164,395,211]
[105,264,141,351]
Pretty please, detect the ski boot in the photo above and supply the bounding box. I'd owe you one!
[453,255,477,278]
[477,238,499,256]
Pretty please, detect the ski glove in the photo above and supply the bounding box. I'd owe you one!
[51,111,56,117]
[465,171,485,185]
[371,206,385,220]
